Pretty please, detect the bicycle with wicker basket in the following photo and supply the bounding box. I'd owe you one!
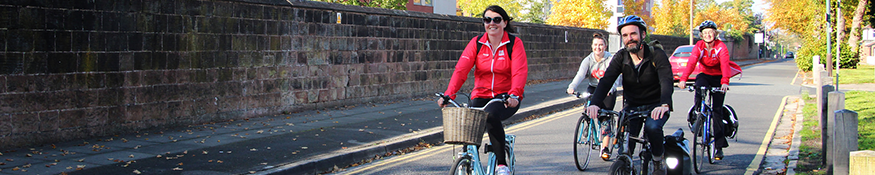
[436,93,516,175]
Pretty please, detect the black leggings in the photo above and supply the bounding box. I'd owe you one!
[470,97,521,166]
[587,86,616,110]
[694,73,728,148]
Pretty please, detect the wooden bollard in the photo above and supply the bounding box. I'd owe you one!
[850,150,875,175]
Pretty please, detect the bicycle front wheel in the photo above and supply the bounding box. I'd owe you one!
[609,156,636,175]
[573,116,595,171]
[693,117,706,174]
[449,156,473,175]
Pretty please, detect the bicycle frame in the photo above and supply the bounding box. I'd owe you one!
[454,134,516,175]
[603,108,654,174]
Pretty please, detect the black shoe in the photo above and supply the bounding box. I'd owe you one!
[600,147,610,161]
[715,149,724,160]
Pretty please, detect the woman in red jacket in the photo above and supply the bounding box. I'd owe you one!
[678,20,731,160]
[437,5,527,175]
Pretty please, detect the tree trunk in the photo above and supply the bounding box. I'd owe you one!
[847,0,869,52]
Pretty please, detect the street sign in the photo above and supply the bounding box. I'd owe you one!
[755,33,764,43]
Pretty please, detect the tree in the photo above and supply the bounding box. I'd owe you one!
[764,0,819,36]
[519,0,550,24]
[457,0,523,19]
[847,0,870,52]
[695,3,749,41]
[652,0,692,36]
[546,0,612,29]
[622,0,655,30]
[312,0,407,10]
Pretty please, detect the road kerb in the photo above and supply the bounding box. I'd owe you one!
[745,96,790,175]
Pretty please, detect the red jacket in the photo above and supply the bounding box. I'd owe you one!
[444,32,528,100]
[680,39,732,84]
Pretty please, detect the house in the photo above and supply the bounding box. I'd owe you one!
[861,27,875,65]
[407,0,456,15]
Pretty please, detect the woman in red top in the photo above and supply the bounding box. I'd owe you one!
[678,20,731,159]
[437,5,527,175]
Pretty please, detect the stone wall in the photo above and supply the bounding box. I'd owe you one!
[0,0,691,148]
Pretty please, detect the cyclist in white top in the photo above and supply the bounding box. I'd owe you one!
[566,32,622,160]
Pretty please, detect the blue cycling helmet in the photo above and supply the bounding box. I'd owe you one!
[699,20,718,32]
[617,15,647,34]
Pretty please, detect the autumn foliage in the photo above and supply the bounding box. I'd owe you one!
[546,0,612,29]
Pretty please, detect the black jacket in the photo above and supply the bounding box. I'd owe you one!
[590,43,674,110]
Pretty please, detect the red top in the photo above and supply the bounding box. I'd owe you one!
[444,31,528,100]
[680,39,732,84]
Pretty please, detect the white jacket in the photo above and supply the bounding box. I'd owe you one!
[567,51,622,93]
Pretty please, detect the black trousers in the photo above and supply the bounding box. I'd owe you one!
[694,73,728,148]
[471,97,521,166]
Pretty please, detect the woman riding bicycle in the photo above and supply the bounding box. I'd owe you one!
[436,5,528,175]
[566,32,622,160]
[584,15,674,175]
[677,20,732,160]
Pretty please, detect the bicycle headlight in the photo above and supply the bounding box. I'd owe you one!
[666,157,679,169]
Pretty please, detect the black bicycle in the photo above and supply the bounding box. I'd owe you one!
[685,86,739,173]
[599,108,660,175]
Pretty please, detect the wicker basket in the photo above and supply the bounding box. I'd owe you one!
[441,107,489,145]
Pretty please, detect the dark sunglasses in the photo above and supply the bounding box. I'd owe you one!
[482,16,503,24]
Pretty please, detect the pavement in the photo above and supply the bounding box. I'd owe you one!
[759,66,875,175]
[0,59,772,175]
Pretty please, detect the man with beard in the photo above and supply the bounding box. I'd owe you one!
[584,15,674,175]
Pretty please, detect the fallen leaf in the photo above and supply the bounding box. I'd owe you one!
[129,154,134,158]
[133,169,142,174]
[5,159,12,161]
[22,163,31,168]
[250,171,257,174]
[209,160,214,162]
[302,147,308,150]
[202,151,208,154]
[177,162,183,166]
[172,167,182,171]
[12,167,19,171]
[66,166,73,169]
[250,148,257,151]
[217,160,224,163]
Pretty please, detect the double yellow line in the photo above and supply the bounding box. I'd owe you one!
[341,106,585,174]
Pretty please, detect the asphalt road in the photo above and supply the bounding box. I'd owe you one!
[333,59,801,175]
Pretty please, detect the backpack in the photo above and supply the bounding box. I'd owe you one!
[475,34,516,59]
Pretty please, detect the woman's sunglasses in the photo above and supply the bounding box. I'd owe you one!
[483,16,503,24]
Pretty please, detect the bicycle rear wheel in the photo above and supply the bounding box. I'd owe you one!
[692,117,706,174]
[449,156,473,175]
[573,116,595,171]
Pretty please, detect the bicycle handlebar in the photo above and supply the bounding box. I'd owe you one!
[435,93,509,109]
[571,92,592,99]
[685,86,724,93]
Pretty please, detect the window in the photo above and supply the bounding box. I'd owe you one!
[413,0,432,6]
[617,6,624,13]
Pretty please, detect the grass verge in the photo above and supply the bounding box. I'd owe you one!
[838,64,874,84]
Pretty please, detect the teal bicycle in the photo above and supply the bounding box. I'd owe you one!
[572,92,616,171]
[437,93,516,175]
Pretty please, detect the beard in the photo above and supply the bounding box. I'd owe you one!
[624,40,641,53]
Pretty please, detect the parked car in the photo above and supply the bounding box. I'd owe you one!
[785,52,795,59]
[669,45,703,81]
